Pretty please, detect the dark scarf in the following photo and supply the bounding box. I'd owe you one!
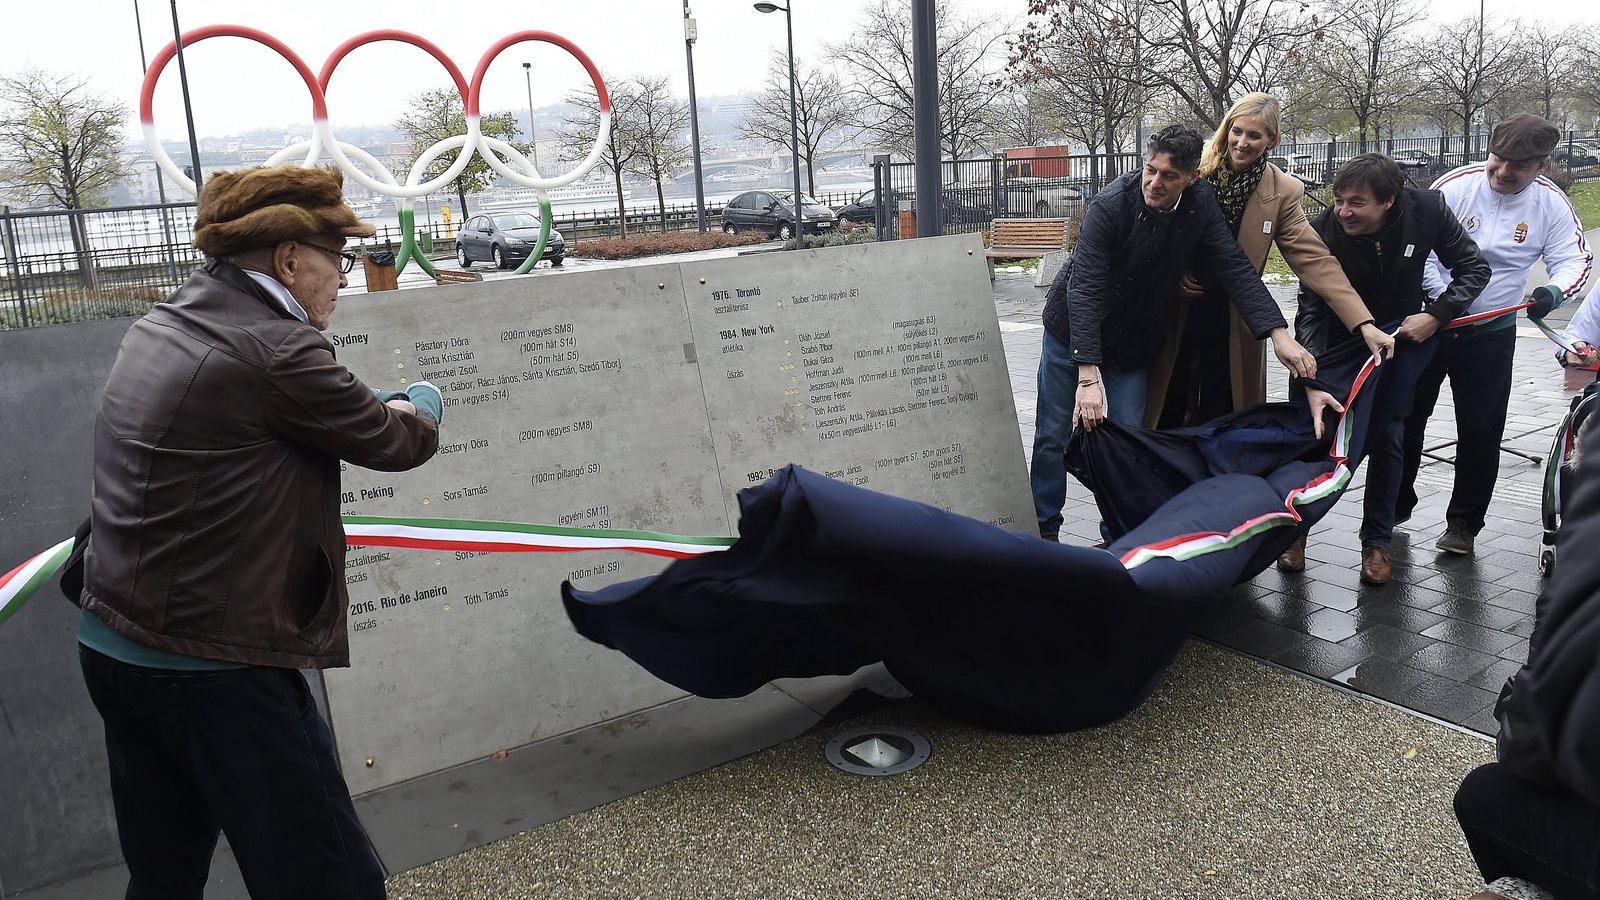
[1207,154,1268,231]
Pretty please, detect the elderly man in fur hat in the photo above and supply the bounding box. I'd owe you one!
[75,165,442,899]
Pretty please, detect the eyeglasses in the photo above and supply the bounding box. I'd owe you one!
[298,241,357,274]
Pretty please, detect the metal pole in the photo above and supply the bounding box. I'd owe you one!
[784,7,803,249]
[2,207,27,328]
[170,0,203,193]
[684,1,708,233]
[134,0,179,281]
[522,62,540,173]
[911,0,941,237]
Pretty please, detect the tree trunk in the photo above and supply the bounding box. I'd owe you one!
[655,176,668,234]
[613,166,628,240]
[455,181,469,221]
[68,210,96,291]
[806,155,816,197]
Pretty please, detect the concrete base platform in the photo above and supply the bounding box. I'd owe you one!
[385,642,1493,899]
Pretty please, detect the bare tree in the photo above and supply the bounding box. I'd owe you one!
[826,0,1010,159]
[1419,17,1522,145]
[989,87,1061,149]
[0,69,129,287]
[738,52,853,195]
[1009,0,1147,168]
[1513,23,1586,127]
[560,75,642,238]
[395,88,526,219]
[1310,0,1426,146]
[1072,0,1328,130]
[623,76,693,234]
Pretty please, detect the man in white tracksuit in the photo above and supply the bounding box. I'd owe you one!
[1399,114,1593,555]
[1557,266,1600,362]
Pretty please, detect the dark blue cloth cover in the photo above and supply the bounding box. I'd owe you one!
[564,329,1437,732]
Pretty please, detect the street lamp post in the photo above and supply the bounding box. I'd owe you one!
[521,62,540,173]
[169,0,203,192]
[754,2,803,250]
[684,1,708,233]
[133,0,178,280]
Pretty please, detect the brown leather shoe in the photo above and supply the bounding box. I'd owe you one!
[1360,546,1392,585]
[1277,535,1306,572]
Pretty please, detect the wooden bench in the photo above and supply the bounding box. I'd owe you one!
[432,268,483,286]
[984,217,1070,279]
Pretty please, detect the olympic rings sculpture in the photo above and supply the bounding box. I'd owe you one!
[140,26,611,276]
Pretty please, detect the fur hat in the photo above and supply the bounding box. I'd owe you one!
[192,165,375,258]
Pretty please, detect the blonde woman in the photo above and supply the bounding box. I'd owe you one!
[1148,93,1394,429]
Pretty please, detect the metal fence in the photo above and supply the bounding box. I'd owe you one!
[0,189,863,331]
[867,129,1600,240]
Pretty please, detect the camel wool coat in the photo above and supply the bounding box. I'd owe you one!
[1144,163,1371,427]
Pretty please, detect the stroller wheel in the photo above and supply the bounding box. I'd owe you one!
[1539,547,1556,577]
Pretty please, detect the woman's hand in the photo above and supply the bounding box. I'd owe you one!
[1305,388,1345,440]
[1359,322,1395,367]
[1179,274,1204,298]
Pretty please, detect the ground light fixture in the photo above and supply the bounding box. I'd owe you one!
[824,725,932,777]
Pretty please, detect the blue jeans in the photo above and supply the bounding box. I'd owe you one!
[1360,417,1406,549]
[1030,328,1148,537]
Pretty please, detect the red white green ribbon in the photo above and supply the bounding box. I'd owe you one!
[0,518,733,632]
[1120,301,1536,570]
[0,537,76,630]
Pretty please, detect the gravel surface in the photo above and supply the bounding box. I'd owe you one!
[387,642,1494,900]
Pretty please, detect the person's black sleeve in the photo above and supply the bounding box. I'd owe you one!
[1063,199,1117,366]
[1522,417,1600,807]
[1197,200,1287,338]
[1424,196,1492,324]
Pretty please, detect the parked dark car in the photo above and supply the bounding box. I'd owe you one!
[1555,145,1600,167]
[834,187,998,228]
[721,190,836,238]
[1390,148,1433,170]
[456,212,565,269]
[835,189,880,225]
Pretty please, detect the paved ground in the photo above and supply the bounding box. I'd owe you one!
[996,266,1595,735]
[386,643,1492,900]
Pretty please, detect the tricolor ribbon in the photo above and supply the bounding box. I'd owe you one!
[0,518,734,632]
[1120,301,1539,569]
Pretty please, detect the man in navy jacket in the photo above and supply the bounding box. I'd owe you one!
[1032,125,1317,542]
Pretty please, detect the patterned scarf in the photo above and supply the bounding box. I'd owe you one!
[1207,153,1268,231]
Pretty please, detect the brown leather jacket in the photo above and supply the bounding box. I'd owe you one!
[80,260,438,669]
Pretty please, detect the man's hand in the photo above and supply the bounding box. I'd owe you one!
[1395,313,1441,343]
[1528,284,1563,320]
[384,398,417,416]
[1359,322,1395,367]
[1072,366,1107,431]
[1305,388,1345,440]
[1179,273,1204,298]
[1564,341,1595,367]
[1269,328,1317,379]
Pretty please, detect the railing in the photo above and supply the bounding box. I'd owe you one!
[0,189,862,330]
[866,130,1600,240]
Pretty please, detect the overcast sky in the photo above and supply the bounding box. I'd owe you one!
[4,0,1594,144]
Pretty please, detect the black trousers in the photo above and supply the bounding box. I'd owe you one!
[79,646,386,900]
[1398,324,1517,534]
[1455,762,1600,899]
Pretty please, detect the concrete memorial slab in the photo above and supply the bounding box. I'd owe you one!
[327,232,1031,794]
[0,234,1030,892]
